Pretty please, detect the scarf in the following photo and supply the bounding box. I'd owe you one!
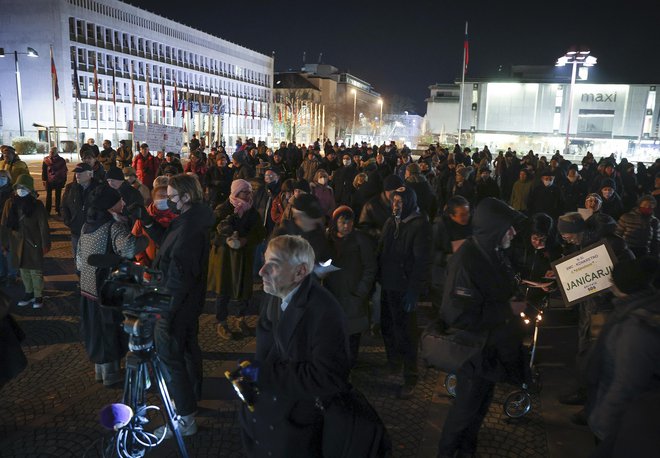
[229,179,253,217]
[4,195,38,231]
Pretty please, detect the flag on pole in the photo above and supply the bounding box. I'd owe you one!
[161,71,166,121]
[181,90,187,132]
[130,62,135,109]
[172,81,178,115]
[50,47,59,100]
[146,65,151,107]
[463,21,469,75]
[251,100,255,119]
[111,61,116,105]
[73,58,82,101]
[93,63,99,102]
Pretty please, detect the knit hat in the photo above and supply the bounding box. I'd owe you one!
[612,257,659,294]
[332,205,354,222]
[586,193,603,206]
[600,178,616,190]
[90,184,121,211]
[14,174,34,191]
[383,174,404,191]
[557,212,586,234]
[292,193,323,219]
[106,166,124,181]
[122,166,137,177]
[293,179,311,194]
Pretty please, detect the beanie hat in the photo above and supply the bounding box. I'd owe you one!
[293,179,311,194]
[90,184,121,211]
[612,257,659,294]
[332,205,354,223]
[14,173,34,191]
[383,174,404,191]
[557,212,586,234]
[530,213,554,237]
[600,178,616,190]
[106,166,124,181]
[292,193,323,219]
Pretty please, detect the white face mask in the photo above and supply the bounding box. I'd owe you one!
[154,199,169,211]
[543,179,554,187]
[16,188,30,198]
[342,159,351,167]
[318,177,327,185]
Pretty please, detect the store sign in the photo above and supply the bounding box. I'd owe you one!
[551,241,618,306]
[581,92,617,103]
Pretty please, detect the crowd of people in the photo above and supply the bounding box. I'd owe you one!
[1,137,659,457]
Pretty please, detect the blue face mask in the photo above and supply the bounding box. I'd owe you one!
[0,177,7,187]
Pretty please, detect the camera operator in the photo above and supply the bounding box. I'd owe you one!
[128,174,214,438]
[77,185,148,386]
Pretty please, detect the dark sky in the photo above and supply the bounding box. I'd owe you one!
[128,0,659,114]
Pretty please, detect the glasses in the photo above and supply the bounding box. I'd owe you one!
[167,193,179,200]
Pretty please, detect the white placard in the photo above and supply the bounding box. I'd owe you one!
[132,124,184,153]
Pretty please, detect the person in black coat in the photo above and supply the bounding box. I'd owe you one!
[527,168,564,220]
[158,152,184,176]
[378,186,432,399]
[437,198,527,457]
[332,153,358,207]
[129,175,214,437]
[105,166,144,227]
[204,154,234,208]
[561,166,588,213]
[239,235,350,458]
[474,167,500,206]
[599,178,625,221]
[405,163,438,221]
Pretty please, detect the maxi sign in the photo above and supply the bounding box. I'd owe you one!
[551,241,618,306]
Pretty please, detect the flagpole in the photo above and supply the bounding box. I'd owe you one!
[112,61,117,144]
[49,45,57,147]
[458,21,468,146]
[94,57,99,141]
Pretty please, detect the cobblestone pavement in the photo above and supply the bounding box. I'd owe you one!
[0,159,594,457]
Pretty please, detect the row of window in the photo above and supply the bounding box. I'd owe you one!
[70,46,271,102]
[68,16,270,87]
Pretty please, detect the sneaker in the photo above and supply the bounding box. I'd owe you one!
[17,293,34,307]
[32,297,44,309]
[216,323,232,341]
[154,415,198,439]
[397,383,416,400]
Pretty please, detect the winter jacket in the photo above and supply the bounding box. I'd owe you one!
[298,158,320,183]
[116,145,133,168]
[61,180,99,236]
[358,192,392,241]
[310,183,335,219]
[509,180,534,211]
[560,179,588,213]
[332,164,358,206]
[132,153,157,189]
[527,184,564,220]
[0,157,29,185]
[98,148,117,171]
[132,204,178,266]
[615,208,659,257]
[475,177,500,206]
[0,195,50,270]
[41,155,68,186]
[203,165,233,206]
[601,193,625,221]
[272,219,332,264]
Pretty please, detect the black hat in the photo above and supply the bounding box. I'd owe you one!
[293,179,310,194]
[383,174,404,191]
[163,166,178,175]
[557,212,586,234]
[600,178,616,190]
[106,167,124,181]
[73,162,93,173]
[292,193,323,219]
[612,257,659,294]
[90,184,121,211]
[540,168,555,177]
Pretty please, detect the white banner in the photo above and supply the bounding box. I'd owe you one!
[133,124,183,153]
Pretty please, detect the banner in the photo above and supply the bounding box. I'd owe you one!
[132,123,184,153]
[551,241,618,306]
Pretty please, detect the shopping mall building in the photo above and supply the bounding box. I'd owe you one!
[425,66,658,163]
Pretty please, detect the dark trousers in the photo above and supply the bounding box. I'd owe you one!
[45,183,63,214]
[348,333,361,368]
[437,371,495,456]
[381,289,418,385]
[215,294,248,323]
[154,318,202,416]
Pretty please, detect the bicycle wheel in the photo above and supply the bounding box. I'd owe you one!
[503,390,532,418]
[444,373,457,398]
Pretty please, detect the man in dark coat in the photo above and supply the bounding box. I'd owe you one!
[332,153,358,206]
[61,163,99,261]
[527,168,564,220]
[378,186,432,399]
[41,147,68,215]
[106,167,144,227]
[437,198,526,457]
[239,235,350,457]
[158,152,184,176]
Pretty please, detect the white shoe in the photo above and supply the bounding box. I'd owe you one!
[17,294,34,307]
[153,415,197,439]
[32,297,44,309]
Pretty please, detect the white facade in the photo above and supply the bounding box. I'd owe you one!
[0,0,273,151]
[425,80,659,161]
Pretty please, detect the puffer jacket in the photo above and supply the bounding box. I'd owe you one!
[615,208,659,257]
[41,155,68,186]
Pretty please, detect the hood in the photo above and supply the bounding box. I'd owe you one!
[393,186,418,220]
[472,197,525,252]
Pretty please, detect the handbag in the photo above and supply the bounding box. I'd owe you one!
[420,319,488,374]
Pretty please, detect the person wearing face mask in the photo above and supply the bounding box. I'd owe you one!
[77,184,147,387]
[128,174,214,438]
[105,166,144,227]
[131,185,179,267]
[561,165,588,212]
[437,198,527,457]
[0,170,18,284]
[122,166,151,205]
[332,154,358,207]
[527,168,564,220]
[0,145,29,186]
[310,169,335,220]
[615,195,659,259]
[378,186,432,399]
[208,179,266,340]
[62,163,100,261]
[599,180,624,221]
[0,174,50,309]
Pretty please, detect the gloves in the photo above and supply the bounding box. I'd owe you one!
[126,203,153,226]
[402,291,419,313]
[239,361,260,383]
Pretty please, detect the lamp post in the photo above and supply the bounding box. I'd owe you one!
[0,47,39,137]
[556,49,596,155]
[351,88,357,145]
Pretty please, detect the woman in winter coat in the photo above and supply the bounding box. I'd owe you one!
[310,169,335,220]
[0,170,17,284]
[0,174,50,309]
[615,195,659,259]
[270,178,295,226]
[208,179,266,340]
[76,185,147,386]
[132,184,178,266]
[324,206,377,367]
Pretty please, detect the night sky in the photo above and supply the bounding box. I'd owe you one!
[127,0,660,114]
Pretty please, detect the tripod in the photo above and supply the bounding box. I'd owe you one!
[104,316,189,458]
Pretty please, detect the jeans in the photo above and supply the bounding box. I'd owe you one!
[154,318,202,416]
[215,294,248,323]
[19,269,44,297]
[437,371,495,456]
[381,289,418,386]
[45,183,64,214]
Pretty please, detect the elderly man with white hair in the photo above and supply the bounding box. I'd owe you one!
[238,235,350,458]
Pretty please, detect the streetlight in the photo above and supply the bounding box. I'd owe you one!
[556,49,597,155]
[351,88,356,145]
[0,47,39,136]
[378,98,383,143]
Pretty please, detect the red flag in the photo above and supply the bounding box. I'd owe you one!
[278,106,282,122]
[50,47,59,100]
[463,22,469,75]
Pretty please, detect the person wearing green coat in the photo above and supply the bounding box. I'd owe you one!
[0,145,29,185]
[0,174,51,308]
